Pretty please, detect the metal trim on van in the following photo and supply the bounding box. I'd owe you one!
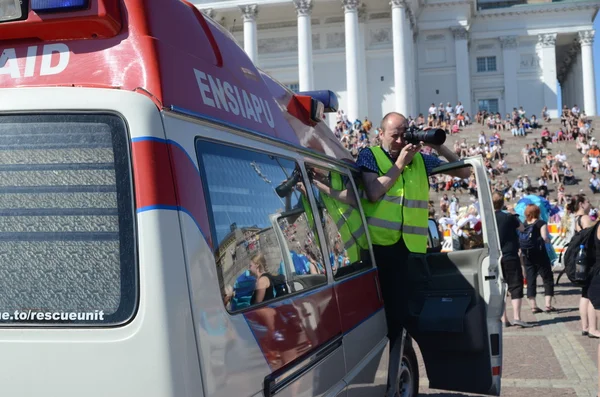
[263,334,343,397]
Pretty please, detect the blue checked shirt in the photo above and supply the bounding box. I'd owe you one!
[356,146,445,176]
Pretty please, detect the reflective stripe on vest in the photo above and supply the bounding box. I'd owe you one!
[360,146,429,253]
[321,173,368,263]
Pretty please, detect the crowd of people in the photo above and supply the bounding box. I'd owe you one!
[333,101,599,337]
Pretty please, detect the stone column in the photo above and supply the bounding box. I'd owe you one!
[294,0,314,91]
[579,30,597,116]
[500,36,519,114]
[391,0,410,116]
[538,33,558,118]
[452,27,471,115]
[357,3,369,119]
[342,0,360,121]
[240,4,258,63]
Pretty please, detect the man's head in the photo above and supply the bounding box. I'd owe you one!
[380,112,409,157]
[493,192,504,211]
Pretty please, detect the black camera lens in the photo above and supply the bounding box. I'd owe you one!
[275,169,302,198]
[404,128,446,145]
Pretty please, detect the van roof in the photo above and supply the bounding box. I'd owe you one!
[0,0,354,163]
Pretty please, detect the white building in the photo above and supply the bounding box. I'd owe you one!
[196,0,599,128]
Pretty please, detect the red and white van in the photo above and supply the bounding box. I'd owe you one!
[0,1,505,396]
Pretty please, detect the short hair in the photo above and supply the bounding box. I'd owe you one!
[492,192,504,211]
[381,112,406,130]
[524,204,540,221]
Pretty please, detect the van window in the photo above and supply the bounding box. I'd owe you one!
[0,114,136,326]
[195,140,327,312]
[306,165,372,279]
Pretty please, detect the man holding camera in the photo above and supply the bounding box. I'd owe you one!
[357,112,469,397]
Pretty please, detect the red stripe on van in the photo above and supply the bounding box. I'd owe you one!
[335,269,384,333]
[167,142,213,249]
[243,286,342,372]
[131,139,213,248]
[132,139,177,209]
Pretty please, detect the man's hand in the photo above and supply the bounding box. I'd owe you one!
[396,142,423,169]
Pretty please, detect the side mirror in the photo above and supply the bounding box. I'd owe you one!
[427,218,442,252]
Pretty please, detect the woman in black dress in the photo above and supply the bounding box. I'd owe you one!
[520,204,556,313]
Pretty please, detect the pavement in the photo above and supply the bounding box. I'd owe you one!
[416,270,599,397]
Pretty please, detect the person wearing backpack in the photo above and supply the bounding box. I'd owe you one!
[568,194,600,338]
[249,252,289,305]
[519,204,556,313]
[582,209,600,397]
[494,193,532,328]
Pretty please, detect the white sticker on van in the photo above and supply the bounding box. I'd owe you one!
[0,43,70,79]
[194,68,275,128]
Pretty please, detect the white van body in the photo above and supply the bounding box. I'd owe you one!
[0,87,504,397]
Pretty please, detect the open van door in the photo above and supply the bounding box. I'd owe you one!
[403,157,504,396]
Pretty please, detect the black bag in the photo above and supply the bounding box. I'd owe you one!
[263,273,290,298]
[562,221,599,286]
[519,221,542,251]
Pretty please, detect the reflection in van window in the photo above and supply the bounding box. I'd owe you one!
[0,114,136,325]
[196,141,326,312]
[307,166,372,279]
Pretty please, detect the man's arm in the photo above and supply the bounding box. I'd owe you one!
[429,144,471,179]
[312,179,357,207]
[361,144,422,203]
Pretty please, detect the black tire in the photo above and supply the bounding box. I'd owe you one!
[399,346,420,397]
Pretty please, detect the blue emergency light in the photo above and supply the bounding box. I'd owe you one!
[31,0,89,12]
[297,90,338,113]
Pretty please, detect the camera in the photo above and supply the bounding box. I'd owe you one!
[275,169,302,198]
[404,126,446,146]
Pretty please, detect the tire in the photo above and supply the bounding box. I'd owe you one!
[398,346,420,397]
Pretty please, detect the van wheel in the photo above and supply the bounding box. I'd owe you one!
[399,347,419,397]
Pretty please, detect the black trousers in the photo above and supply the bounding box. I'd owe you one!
[522,249,554,298]
[374,240,410,352]
[501,257,524,299]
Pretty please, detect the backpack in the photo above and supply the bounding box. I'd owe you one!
[263,273,290,298]
[562,221,600,286]
[518,221,543,251]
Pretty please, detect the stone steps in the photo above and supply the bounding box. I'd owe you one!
[428,116,599,210]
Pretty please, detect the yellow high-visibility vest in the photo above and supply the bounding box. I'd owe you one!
[320,173,368,264]
[360,146,429,253]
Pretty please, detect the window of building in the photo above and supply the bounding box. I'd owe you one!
[0,114,136,326]
[478,99,499,114]
[286,83,300,93]
[476,56,497,72]
[306,165,372,280]
[196,140,327,312]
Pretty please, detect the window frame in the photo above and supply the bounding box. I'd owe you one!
[476,56,497,72]
[194,137,334,314]
[0,112,138,328]
[302,160,376,282]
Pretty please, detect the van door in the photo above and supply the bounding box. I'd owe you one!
[403,157,504,396]
[303,163,387,397]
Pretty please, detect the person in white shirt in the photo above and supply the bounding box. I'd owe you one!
[428,103,437,119]
[478,131,486,145]
[455,102,464,116]
[590,173,600,194]
[555,151,567,165]
[445,102,454,121]
[571,105,580,116]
